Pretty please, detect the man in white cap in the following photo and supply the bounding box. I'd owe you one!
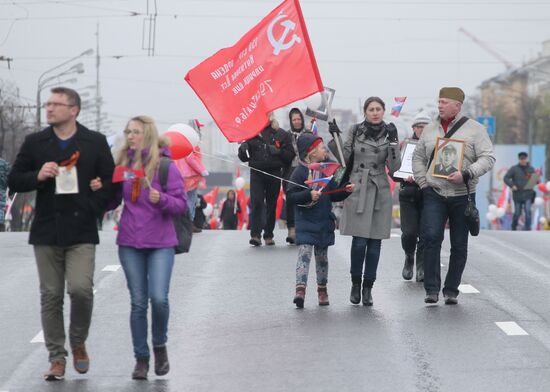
[398,112,431,282]
[412,87,495,305]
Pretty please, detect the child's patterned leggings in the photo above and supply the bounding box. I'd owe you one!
[296,244,328,286]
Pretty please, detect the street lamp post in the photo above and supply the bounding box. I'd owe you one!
[35,48,93,130]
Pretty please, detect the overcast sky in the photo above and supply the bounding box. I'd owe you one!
[1,0,549,135]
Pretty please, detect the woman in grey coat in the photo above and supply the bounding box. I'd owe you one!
[338,97,401,306]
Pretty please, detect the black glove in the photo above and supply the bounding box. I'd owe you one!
[238,141,249,153]
[328,119,341,136]
[386,123,398,144]
[268,145,281,155]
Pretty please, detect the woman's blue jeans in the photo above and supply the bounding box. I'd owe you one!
[119,246,175,359]
[350,237,382,283]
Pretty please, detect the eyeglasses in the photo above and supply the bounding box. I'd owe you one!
[42,102,75,109]
[123,129,143,136]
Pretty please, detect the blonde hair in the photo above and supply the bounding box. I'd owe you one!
[116,115,169,185]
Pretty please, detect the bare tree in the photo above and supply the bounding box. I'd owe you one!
[0,80,34,163]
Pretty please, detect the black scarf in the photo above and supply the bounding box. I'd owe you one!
[360,121,387,140]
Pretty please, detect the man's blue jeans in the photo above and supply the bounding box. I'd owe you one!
[512,199,532,231]
[421,187,471,297]
[350,237,382,283]
[119,246,175,359]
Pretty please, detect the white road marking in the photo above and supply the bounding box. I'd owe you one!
[30,330,44,343]
[495,322,529,336]
[390,233,400,238]
[459,284,479,294]
[102,265,121,272]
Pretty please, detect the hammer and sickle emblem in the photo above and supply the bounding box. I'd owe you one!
[267,13,302,55]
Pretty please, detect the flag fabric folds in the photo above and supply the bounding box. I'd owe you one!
[391,97,407,117]
[306,161,341,176]
[305,175,333,187]
[185,0,323,142]
[112,166,145,183]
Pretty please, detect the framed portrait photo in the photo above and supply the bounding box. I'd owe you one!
[432,137,465,179]
[393,139,418,179]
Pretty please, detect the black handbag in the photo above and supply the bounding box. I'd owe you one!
[464,181,480,236]
[328,124,358,187]
[159,158,193,254]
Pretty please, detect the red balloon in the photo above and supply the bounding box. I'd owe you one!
[538,183,548,193]
[165,131,192,159]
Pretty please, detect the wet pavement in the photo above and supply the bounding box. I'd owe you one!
[2,228,550,391]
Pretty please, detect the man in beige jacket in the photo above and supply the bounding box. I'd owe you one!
[412,87,495,305]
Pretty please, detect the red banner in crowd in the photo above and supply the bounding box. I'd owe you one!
[185,0,323,143]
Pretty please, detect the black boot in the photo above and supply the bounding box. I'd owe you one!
[350,276,361,304]
[132,358,149,380]
[153,345,170,376]
[402,253,414,280]
[362,280,373,306]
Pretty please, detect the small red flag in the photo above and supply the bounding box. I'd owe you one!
[185,0,323,142]
[112,166,145,183]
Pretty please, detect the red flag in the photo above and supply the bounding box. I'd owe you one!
[112,166,145,183]
[203,186,219,206]
[236,188,248,229]
[276,185,285,220]
[185,0,323,142]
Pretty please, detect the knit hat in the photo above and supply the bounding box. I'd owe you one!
[439,87,465,103]
[297,133,322,160]
[412,112,432,127]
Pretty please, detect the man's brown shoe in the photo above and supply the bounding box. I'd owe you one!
[44,361,65,381]
[72,344,89,374]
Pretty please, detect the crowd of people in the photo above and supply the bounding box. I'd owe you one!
[3,85,498,382]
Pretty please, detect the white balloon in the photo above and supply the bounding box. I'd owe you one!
[534,197,544,206]
[488,204,498,213]
[165,123,200,148]
[486,212,496,221]
[546,181,550,192]
[539,217,547,225]
[203,203,213,216]
[304,92,323,110]
[496,207,506,218]
[235,177,245,190]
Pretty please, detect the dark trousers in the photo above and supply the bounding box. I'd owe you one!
[512,199,532,231]
[249,169,281,239]
[399,187,424,261]
[421,187,471,297]
[350,237,382,283]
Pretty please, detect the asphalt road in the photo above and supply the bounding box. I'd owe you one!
[1,227,550,392]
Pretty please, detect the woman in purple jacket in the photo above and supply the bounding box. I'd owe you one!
[92,115,186,380]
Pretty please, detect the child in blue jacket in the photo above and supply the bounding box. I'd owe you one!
[287,133,355,308]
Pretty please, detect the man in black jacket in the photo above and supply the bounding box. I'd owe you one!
[238,115,295,246]
[504,152,536,230]
[8,87,114,381]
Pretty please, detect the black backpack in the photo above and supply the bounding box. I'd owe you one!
[159,158,193,254]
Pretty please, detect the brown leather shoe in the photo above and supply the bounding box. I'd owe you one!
[317,286,330,306]
[264,237,275,246]
[132,358,149,380]
[44,360,65,381]
[72,344,89,374]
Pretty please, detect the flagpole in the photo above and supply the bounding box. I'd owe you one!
[199,151,309,189]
